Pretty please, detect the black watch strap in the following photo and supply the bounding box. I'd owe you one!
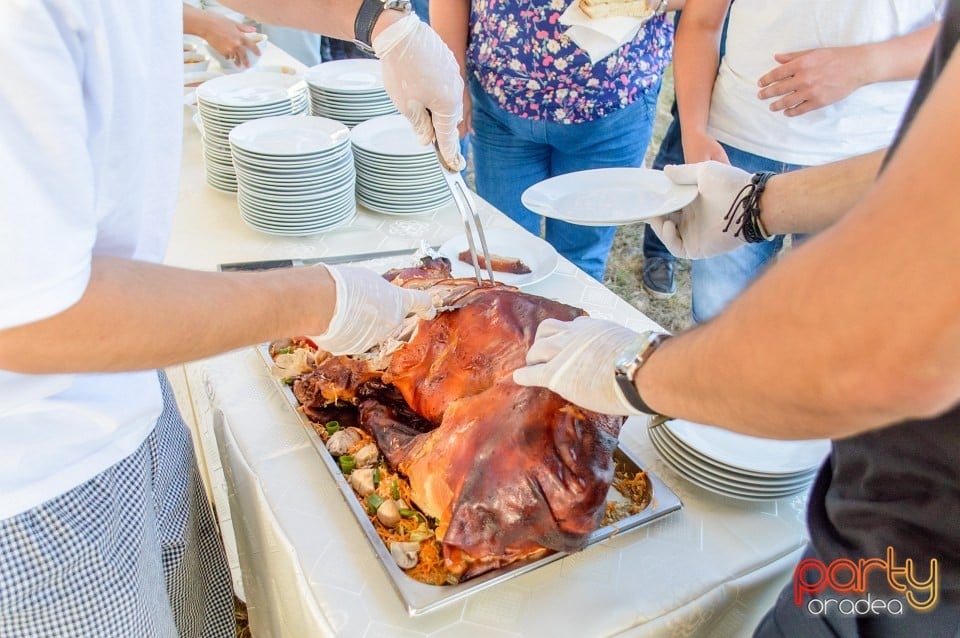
[354,0,386,49]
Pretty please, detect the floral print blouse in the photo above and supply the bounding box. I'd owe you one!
[466,0,674,124]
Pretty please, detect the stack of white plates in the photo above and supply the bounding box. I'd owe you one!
[228,115,356,236]
[196,73,309,192]
[650,419,830,501]
[351,114,452,215]
[305,60,397,127]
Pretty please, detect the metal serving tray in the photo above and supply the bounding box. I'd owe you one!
[258,345,682,616]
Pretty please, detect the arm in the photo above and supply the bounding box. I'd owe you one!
[638,49,960,439]
[0,259,434,374]
[183,3,258,68]
[673,0,730,163]
[430,0,473,136]
[758,22,941,116]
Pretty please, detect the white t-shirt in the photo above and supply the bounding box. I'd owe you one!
[0,0,182,518]
[708,0,944,165]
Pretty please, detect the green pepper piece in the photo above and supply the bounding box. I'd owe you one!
[365,493,384,515]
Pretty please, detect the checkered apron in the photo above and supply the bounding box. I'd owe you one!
[0,372,235,637]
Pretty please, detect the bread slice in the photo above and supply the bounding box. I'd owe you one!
[579,0,651,19]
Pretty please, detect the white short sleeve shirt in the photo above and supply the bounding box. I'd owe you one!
[708,0,945,165]
[0,0,182,518]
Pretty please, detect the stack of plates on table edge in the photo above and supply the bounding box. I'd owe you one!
[305,59,397,128]
[351,114,452,215]
[196,72,309,192]
[228,115,356,236]
[649,418,831,501]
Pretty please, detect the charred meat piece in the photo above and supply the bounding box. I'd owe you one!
[456,250,532,274]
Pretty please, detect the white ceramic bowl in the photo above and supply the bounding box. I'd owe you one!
[183,51,211,73]
[183,34,205,54]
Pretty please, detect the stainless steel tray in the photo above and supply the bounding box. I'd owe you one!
[258,344,682,616]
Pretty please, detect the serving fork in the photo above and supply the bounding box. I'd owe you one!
[432,141,496,286]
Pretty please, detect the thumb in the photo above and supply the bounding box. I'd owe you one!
[512,364,547,388]
[405,104,435,147]
[403,289,436,320]
[653,218,687,258]
[663,163,700,186]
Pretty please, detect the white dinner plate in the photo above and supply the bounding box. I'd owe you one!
[229,115,349,156]
[650,429,810,502]
[664,419,830,476]
[521,167,698,226]
[197,73,307,108]
[305,59,385,92]
[351,114,435,156]
[439,228,559,287]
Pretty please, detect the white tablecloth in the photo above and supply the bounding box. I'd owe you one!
[165,44,811,638]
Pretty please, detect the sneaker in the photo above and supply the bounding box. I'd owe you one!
[642,257,677,299]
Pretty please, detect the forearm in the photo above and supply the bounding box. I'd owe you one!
[182,3,211,38]
[674,0,726,147]
[221,0,405,42]
[0,257,334,373]
[430,0,470,80]
[861,23,940,84]
[759,149,885,235]
[637,52,960,439]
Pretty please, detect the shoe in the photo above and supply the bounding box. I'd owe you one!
[642,257,677,299]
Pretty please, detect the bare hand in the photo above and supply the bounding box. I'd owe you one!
[681,132,730,165]
[201,13,259,68]
[757,48,869,117]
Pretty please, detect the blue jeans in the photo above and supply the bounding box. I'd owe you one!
[691,143,806,322]
[469,78,662,280]
[642,99,684,261]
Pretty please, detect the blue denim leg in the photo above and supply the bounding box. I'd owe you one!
[691,143,806,323]
[643,99,685,261]
[469,78,661,280]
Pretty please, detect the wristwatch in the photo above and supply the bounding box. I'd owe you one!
[613,331,671,414]
[354,0,412,52]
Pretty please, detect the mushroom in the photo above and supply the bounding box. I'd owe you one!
[353,443,379,468]
[377,498,402,528]
[390,541,420,570]
[326,427,362,456]
[348,468,376,497]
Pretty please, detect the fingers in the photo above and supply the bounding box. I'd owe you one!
[404,289,437,320]
[662,163,700,185]
[512,364,546,388]
[654,219,685,257]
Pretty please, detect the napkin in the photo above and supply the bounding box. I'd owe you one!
[560,3,646,64]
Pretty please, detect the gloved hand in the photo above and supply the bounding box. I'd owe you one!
[513,316,647,416]
[374,14,466,171]
[646,161,756,260]
[312,264,436,355]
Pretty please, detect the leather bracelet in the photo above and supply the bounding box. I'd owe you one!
[354,0,412,51]
[722,170,776,244]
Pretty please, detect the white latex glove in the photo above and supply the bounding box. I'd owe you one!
[374,14,466,171]
[647,161,756,260]
[311,264,436,355]
[513,316,647,417]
